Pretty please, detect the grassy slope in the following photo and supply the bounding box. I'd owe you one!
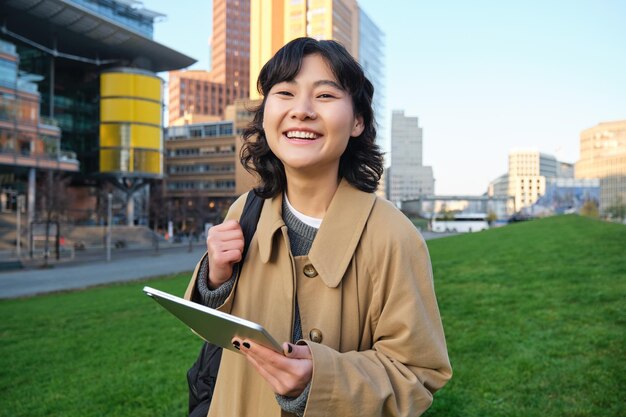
[424,215,625,417]
[0,276,196,417]
[0,215,623,416]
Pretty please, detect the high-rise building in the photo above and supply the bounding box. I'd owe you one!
[358,9,386,165]
[250,0,359,99]
[0,0,194,229]
[211,0,250,89]
[507,150,558,210]
[389,110,434,204]
[575,120,626,213]
[168,0,250,125]
[249,0,386,164]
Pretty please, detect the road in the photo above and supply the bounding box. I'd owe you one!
[0,231,456,299]
[0,244,205,299]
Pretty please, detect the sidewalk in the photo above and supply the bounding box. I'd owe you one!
[0,232,455,300]
[0,245,205,299]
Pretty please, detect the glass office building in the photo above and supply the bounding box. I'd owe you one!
[358,9,386,152]
[0,38,78,215]
[0,0,194,226]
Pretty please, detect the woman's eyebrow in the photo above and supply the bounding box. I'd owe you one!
[276,79,344,90]
[313,80,344,90]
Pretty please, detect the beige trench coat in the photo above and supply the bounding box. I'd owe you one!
[185,179,452,417]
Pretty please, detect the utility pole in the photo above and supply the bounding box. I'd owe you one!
[107,193,112,262]
[16,195,24,258]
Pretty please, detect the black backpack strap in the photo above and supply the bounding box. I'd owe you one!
[238,190,264,269]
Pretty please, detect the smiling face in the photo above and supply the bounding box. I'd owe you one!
[262,53,364,179]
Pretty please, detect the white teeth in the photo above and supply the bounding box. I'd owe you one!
[285,131,319,139]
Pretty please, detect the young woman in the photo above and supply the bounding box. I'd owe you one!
[185,37,452,417]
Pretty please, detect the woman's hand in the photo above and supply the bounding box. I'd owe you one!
[232,338,313,397]
[206,220,244,288]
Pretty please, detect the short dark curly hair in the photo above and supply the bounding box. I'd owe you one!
[241,37,384,198]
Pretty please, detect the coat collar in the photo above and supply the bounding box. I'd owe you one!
[257,179,377,288]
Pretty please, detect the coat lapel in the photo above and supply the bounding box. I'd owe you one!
[256,180,376,288]
[256,194,286,264]
[309,180,376,288]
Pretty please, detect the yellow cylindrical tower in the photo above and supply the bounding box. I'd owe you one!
[99,68,163,177]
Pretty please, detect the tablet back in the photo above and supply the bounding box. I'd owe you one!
[144,286,283,354]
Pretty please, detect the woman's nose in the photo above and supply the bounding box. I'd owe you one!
[290,100,317,120]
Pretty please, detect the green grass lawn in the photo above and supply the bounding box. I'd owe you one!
[424,215,625,417]
[1,215,624,417]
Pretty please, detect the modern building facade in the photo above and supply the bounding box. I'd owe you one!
[0,0,194,232]
[165,121,237,198]
[489,150,588,216]
[99,68,164,178]
[558,161,575,178]
[358,9,386,163]
[507,149,558,210]
[524,177,600,217]
[389,110,434,204]
[575,120,626,213]
[248,0,385,161]
[250,0,359,100]
[0,38,79,214]
[163,99,257,231]
[168,0,250,125]
[487,173,510,199]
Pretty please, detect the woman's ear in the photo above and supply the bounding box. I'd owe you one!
[351,116,365,137]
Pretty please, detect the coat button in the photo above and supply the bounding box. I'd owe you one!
[309,328,323,343]
[303,264,318,278]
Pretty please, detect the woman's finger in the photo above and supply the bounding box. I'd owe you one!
[283,342,312,359]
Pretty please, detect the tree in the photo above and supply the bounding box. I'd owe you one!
[36,170,72,265]
[580,199,599,218]
[148,179,168,233]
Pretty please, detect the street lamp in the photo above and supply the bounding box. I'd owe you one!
[107,193,112,262]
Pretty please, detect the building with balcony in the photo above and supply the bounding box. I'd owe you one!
[0,0,194,231]
[163,100,257,232]
[0,38,79,213]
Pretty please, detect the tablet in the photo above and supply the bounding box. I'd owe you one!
[143,286,284,355]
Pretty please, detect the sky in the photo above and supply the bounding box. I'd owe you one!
[144,0,626,195]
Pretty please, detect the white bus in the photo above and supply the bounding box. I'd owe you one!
[431,213,489,233]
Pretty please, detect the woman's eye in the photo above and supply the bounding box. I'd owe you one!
[317,93,336,99]
[276,90,293,96]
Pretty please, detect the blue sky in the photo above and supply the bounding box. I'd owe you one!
[145,0,626,195]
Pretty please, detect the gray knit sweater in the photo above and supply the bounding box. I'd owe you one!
[196,198,317,416]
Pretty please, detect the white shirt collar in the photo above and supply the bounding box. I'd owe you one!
[284,194,323,229]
